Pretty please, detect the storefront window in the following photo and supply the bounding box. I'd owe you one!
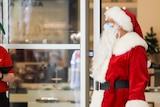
[9,49,80,107]
[9,0,78,44]
[0,0,3,43]
[10,49,68,83]
[8,0,81,107]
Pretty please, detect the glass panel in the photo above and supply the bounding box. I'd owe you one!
[9,49,80,107]
[0,0,3,43]
[8,0,81,107]
[9,0,78,44]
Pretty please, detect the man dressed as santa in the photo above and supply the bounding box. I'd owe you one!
[90,6,149,107]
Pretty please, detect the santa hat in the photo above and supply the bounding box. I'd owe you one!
[104,6,143,38]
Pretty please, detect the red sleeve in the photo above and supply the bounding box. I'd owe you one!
[128,46,149,100]
[0,46,14,73]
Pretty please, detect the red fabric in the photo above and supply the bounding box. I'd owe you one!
[123,10,143,38]
[0,46,14,92]
[101,46,149,107]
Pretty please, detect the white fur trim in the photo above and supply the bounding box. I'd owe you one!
[113,32,148,56]
[90,90,104,107]
[126,100,149,107]
[92,57,110,82]
[104,6,132,32]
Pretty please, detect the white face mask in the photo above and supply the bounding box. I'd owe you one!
[103,23,114,30]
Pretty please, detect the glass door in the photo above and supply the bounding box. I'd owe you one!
[1,0,90,107]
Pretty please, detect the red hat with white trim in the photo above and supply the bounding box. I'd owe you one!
[104,6,143,38]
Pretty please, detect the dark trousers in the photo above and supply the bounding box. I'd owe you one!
[0,92,9,107]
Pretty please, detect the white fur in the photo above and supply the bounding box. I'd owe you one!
[90,29,119,107]
[104,6,133,32]
[94,57,110,82]
[126,100,149,107]
[113,32,148,56]
[90,90,104,107]
[92,29,118,82]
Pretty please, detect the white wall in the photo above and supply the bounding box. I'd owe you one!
[138,0,160,41]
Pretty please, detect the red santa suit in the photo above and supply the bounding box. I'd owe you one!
[90,6,149,107]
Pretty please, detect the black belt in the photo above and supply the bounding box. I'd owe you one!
[0,92,6,96]
[95,80,129,90]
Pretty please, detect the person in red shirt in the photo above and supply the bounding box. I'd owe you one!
[0,46,14,107]
[90,6,149,107]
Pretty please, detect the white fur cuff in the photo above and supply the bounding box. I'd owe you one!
[126,100,149,107]
[90,90,104,107]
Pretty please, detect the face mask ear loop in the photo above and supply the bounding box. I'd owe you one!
[111,22,118,36]
[112,24,120,39]
[116,31,121,39]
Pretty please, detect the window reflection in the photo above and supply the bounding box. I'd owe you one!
[9,49,73,93]
[9,49,81,106]
[9,0,76,44]
[10,49,69,85]
[0,0,2,43]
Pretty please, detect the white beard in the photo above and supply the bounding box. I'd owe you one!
[92,26,119,82]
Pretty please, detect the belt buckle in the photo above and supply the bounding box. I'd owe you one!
[95,81,100,90]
